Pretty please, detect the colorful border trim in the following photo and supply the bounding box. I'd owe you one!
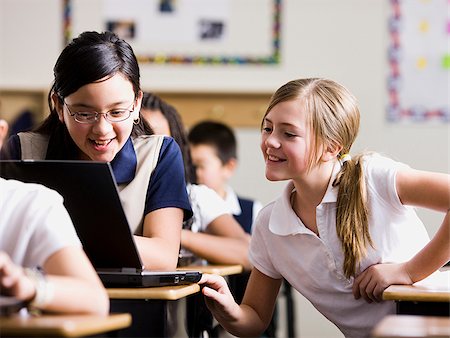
[63,0,71,46]
[63,0,281,65]
[387,0,449,122]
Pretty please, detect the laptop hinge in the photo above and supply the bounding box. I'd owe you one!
[121,268,139,273]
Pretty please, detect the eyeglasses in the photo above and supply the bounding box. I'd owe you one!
[63,101,135,124]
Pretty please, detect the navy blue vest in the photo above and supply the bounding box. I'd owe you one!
[230,197,253,303]
[233,197,254,234]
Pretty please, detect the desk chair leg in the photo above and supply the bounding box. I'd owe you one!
[284,280,295,338]
[186,293,214,338]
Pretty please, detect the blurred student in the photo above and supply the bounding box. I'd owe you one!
[187,120,267,309]
[0,118,8,149]
[187,121,262,235]
[0,119,108,315]
[141,93,251,338]
[140,92,250,269]
[199,78,450,338]
[0,31,192,271]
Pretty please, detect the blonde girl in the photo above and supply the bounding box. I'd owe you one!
[199,78,450,337]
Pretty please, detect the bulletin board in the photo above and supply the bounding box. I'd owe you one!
[64,0,281,65]
[387,0,449,123]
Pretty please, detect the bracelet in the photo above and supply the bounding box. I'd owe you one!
[23,268,54,309]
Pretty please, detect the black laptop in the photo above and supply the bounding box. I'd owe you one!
[0,160,201,287]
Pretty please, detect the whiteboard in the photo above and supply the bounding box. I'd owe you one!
[387,0,449,123]
[66,0,281,65]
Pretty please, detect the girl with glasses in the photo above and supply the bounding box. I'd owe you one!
[1,31,192,271]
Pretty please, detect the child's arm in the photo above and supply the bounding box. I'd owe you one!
[181,215,251,269]
[135,207,183,270]
[0,248,109,315]
[181,204,252,269]
[200,268,282,337]
[397,170,450,280]
[353,169,450,303]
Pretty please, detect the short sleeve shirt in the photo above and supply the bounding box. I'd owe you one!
[187,183,230,233]
[0,178,81,268]
[249,154,430,337]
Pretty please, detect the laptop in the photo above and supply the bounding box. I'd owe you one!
[0,160,201,288]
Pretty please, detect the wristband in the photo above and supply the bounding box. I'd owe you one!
[23,268,54,309]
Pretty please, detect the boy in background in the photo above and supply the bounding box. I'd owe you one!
[187,120,262,234]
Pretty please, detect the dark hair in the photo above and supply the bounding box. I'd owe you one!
[187,121,237,165]
[141,92,196,183]
[35,31,152,158]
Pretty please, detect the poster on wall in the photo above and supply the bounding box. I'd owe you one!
[64,0,281,65]
[387,0,449,123]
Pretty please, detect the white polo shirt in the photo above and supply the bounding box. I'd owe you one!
[0,178,81,268]
[187,183,231,233]
[249,154,430,338]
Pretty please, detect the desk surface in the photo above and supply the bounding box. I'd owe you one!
[383,271,450,303]
[178,264,243,276]
[107,282,200,300]
[0,313,131,337]
[372,315,450,338]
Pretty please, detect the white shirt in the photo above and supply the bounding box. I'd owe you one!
[0,178,81,268]
[249,154,430,338]
[187,183,231,232]
[223,185,263,227]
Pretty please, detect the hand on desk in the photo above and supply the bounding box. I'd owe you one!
[0,251,35,301]
[353,262,413,303]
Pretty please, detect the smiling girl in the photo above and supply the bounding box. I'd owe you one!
[198,78,450,337]
[1,31,192,271]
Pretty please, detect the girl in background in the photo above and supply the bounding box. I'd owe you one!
[141,92,251,338]
[141,92,250,269]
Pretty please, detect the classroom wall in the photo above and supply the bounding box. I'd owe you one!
[1,1,448,337]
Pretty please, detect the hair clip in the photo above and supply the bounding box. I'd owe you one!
[339,153,352,165]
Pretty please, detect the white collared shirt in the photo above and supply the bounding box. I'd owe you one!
[249,154,430,337]
[0,178,81,268]
[187,183,231,233]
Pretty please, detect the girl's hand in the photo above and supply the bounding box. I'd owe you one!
[199,273,241,322]
[0,251,35,301]
[353,262,413,303]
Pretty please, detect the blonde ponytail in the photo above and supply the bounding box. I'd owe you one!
[333,153,373,278]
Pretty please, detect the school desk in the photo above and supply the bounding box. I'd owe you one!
[107,283,200,300]
[372,315,450,338]
[0,313,131,337]
[106,283,200,337]
[382,270,450,316]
